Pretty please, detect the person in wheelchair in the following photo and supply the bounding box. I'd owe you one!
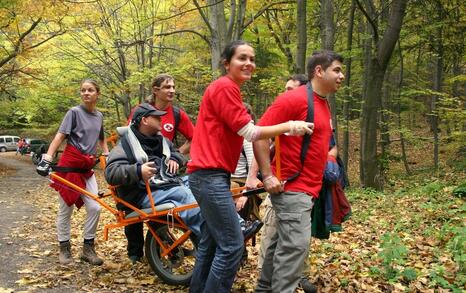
[105,103,202,264]
[105,103,259,264]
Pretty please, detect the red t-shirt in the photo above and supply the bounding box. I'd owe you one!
[127,104,194,142]
[258,86,332,197]
[188,76,252,173]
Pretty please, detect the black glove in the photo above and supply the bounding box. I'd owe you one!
[36,154,52,176]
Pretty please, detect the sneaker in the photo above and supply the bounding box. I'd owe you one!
[298,277,317,293]
[59,241,73,265]
[242,220,263,241]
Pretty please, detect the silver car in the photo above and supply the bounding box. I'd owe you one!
[0,135,20,152]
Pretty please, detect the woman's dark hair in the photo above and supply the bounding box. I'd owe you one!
[219,40,252,74]
[306,50,344,79]
[81,79,100,93]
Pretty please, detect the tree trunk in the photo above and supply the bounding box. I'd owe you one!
[380,72,391,160]
[358,0,407,189]
[296,0,307,74]
[360,58,385,188]
[396,41,410,175]
[208,0,228,74]
[342,0,356,176]
[431,1,444,170]
[320,0,337,141]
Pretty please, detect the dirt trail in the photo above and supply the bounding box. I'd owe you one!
[0,154,48,290]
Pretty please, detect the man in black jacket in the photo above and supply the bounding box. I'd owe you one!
[105,103,203,263]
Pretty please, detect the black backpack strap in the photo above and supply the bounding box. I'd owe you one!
[172,106,181,134]
[286,82,314,182]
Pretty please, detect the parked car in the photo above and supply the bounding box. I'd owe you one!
[24,138,49,164]
[0,135,20,152]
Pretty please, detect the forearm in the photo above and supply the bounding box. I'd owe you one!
[253,139,273,178]
[99,138,110,154]
[246,158,260,181]
[256,122,291,140]
[105,162,139,185]
[46,133,66,158]
[178,140,191,156]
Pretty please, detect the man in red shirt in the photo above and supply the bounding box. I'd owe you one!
[125,74,194,263]
[254,50,345,293]
[127,74,194,155]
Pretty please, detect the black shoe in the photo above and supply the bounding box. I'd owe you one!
[298,277,317,293]
[242,220,263,241]
[128,255,142,264]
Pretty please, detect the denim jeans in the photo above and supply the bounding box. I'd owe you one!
[139,185,203,237]
[189,169,244,293]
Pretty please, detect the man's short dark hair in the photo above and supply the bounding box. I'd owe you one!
[288,74,308,86]
[306,50,344,79]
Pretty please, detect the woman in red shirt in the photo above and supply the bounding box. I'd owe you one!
[187,40,312,293]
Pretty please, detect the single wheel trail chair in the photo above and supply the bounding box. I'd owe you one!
[49,154,264,286]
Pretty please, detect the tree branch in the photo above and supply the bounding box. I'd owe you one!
[241,0,294,35]
[355,0,379,43]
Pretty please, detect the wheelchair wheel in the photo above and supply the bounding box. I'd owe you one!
[145,223,198,286]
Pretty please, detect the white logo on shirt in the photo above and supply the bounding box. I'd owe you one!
[164,123,174,132]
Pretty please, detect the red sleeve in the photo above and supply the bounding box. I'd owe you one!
[178,110,195,140]
[212,85,251,132]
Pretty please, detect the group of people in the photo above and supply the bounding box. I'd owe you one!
[16,137,27,155]
[36,39,346,293]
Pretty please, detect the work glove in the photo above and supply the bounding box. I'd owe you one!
[36,154,53,176]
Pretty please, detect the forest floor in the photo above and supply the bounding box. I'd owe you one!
[0,141,464,292]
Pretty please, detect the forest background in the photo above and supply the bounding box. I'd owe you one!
[0,0,465,291]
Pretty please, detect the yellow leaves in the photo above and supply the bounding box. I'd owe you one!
[15,277,38,285]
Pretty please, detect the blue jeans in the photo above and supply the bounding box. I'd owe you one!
[139,185,203,237]
[189,169,244,293]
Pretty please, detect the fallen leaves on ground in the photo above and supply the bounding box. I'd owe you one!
[6,165,466,292]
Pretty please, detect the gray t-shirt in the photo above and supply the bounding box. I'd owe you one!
[58,105,104,155]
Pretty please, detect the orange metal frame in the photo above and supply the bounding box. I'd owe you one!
[49,164,247,259]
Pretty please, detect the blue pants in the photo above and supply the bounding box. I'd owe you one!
[125,184,203,258]
[139,185,203,237]
[189,169,244,293]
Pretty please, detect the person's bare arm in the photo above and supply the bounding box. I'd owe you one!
[178,140,191,156]
[245,158,262,189]
[99,137,110,155]
[45,133,66,159]
[239,121,313,142]
[253,139,283,194]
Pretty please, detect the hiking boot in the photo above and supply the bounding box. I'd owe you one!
[80,242,103,265]
[298,277,317,293]
[129,255,142,265]
[59,241,73,265]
